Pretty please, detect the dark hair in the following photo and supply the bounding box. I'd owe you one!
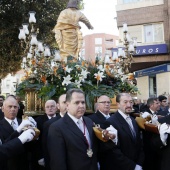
[147,97,158,107]
[6,95,16,99]
[0,95,5,100]
[66,88,84,102]
[67,0,78,9]
[158,95,167,102]
[116,93,131,103]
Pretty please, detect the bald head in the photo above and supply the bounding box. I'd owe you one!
[57,94,67,115]
[2,96,19,120]
[45,100,57,117]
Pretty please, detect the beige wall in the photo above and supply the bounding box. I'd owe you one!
[136,72,170,101]
[116,0,163,11]
[137,76,149,102]
[157,72,170,95]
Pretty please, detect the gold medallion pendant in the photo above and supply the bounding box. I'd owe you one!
[87,148,93,157]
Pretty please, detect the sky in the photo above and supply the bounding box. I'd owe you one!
[80,0,119,36]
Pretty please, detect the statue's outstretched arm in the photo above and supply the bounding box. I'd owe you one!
[79,13,94,30]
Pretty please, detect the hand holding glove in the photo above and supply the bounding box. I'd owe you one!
[28,117,37,127]
[106,125,117,137]
[17,120,34,133]
[38,158,45,167]
[135,164,143,170]
[18,129,35,144]
[151,114,158,125]
[159,123,169,145]
[141,112,150,119]
[105,125,118,144]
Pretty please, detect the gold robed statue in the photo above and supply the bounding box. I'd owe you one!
[53,0,93,62]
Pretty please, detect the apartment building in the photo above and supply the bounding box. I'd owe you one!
[116,0,170,100]
[81,33,119,62]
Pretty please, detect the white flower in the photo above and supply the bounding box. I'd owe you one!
[97,65,105,72]
[65,65,73,73]
[75,80,82,88]
[80,69,90,79]
[94,71,105,82]
[78,75,85,82]
[62,75,72,86]
[121,75,127,81]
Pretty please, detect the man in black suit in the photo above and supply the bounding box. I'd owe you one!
[0,96,35,170]
[137,97,161,170]
[105,93,144,170]
[47,88,99,170]
[42,94,67,170]
[149,115,170,170]
[35,100,58,168]
[142,97,160,115]
[0,95,5,120]
[89,95,111,128]
[35,100,58,132]
[88,95,112,170]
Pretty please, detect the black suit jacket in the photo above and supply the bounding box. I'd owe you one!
[88,111,113,170]
[35,114,50,160]
[0,118,29,170]
[88,110,108,129]
[0,109,4,120]
[137,107,161,170]
[35,114,50,132]
[48,113,98,170]
[42,114,62,170]
[0,138,24,161]
[105,111,144,170]
[150,115,170,170]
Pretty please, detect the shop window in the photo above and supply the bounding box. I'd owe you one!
[144,23,164,43]
[6,80,10,89]
[149,75,157,97]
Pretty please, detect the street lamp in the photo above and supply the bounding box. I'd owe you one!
[118,23,137,74]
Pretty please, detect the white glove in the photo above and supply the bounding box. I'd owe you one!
[141,112,150,119]
[28,117,37,127]
[38,158,45,167]
[151,114,158,125]
[159,123,169,145]
[17,120,34,133]
[165,125,170,134]
[18,129,35,144]
[134,164,143,170]
[106,125,118,144]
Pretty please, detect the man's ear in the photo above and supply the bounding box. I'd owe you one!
[1,106,4,112]
[56,103,60,110]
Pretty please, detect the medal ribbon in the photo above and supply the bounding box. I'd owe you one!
[82,120,91,148]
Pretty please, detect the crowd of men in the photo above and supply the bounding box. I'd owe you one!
[0,91,170,170]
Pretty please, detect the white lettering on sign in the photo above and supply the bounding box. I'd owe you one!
[143,49,146,53]
[135,48,159,55]
[148,49,153,53]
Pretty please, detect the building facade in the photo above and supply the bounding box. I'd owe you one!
[1,70,24,97]
[116,0,170,100]
[81,33,119,62]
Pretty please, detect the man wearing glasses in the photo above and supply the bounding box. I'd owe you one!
[88,95,112,170]
[88,95,111,129]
